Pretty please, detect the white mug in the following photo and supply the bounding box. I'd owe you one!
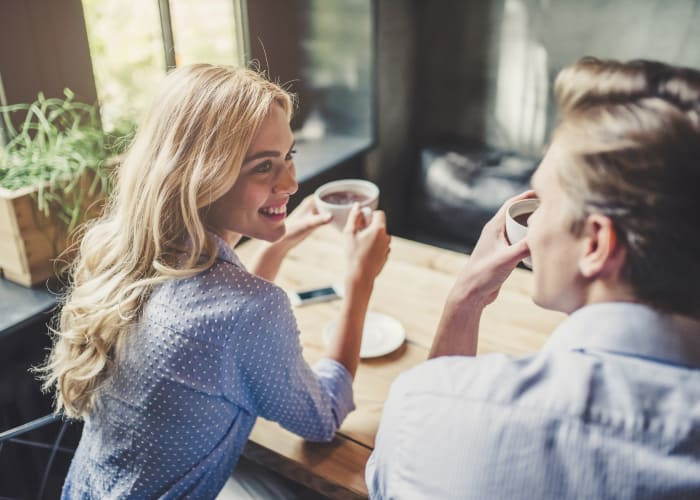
[314,179,379,230]
[505,198,539,269]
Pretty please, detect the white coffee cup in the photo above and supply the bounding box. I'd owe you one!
[505,198,539,269]
[314,179,379,230]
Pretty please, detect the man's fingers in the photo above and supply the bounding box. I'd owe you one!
[496,190,538,219]
[484,190,538,234]
[510,189,537,203]
[502,238,530,264]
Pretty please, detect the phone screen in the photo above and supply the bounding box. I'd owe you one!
[297,287,337,301]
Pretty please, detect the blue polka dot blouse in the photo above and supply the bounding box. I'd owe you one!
[61,234,355,499]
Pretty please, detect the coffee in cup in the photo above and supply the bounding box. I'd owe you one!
[314,179,379,230]
[320,190,371,205]
[505,198,539,268]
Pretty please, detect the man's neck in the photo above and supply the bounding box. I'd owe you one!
[581,279,639,308]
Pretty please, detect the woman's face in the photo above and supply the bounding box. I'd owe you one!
[209,103,298,244]
[527,139,587,313]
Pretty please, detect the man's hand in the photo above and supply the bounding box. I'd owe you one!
[429,190,535,358]
[449,190,535,308]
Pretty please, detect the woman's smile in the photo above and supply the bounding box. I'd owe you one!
[207,103,298,243]
[259,201,288,222]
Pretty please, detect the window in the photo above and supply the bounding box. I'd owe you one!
[168,0,246,67]
[295,0,375,175]
[81,0,164,131]
[80,0,375,178]
[81,0,247,131]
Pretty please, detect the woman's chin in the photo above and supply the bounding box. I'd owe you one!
[258,225,286,243]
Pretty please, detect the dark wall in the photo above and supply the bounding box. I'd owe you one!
[364,0,420,234]
[413,0,501,143]
[246,0,309,130]
[0,0,97,107]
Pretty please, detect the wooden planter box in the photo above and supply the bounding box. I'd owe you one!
[0,184,72,286]
[0,170,107,287]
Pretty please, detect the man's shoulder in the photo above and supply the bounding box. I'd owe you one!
[390,352,540,403]
[371,346,700,499]
[385,349,609,425]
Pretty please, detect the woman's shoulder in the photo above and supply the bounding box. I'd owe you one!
[147,258,291,326]
[203,258,289,304]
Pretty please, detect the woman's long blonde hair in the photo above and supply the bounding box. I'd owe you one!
[41,64,292,418]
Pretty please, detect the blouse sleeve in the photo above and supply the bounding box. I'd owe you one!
[222,283,355,442]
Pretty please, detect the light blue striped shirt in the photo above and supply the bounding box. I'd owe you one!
[63,235,354,499]
[367,302,700,499]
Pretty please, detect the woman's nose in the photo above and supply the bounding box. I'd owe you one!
[273,164,298,195]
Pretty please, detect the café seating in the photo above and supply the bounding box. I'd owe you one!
[410,138,539,252]
[0,412,77,499]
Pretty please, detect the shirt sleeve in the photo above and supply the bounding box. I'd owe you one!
[222,283,355,442]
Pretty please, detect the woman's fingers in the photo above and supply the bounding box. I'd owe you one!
[295,195,318,214]
[368,209,386,229]
[343,203,363,234]
[303,212,332,230]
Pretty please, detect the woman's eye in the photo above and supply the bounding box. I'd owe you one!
[285,149,297,161]
[253,160,272,173]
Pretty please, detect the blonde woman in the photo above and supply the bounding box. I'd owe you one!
[42,64,390,498]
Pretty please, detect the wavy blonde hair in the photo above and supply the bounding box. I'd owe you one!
[41,64,292,418]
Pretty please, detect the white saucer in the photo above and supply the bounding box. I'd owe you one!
[323,312,406,359]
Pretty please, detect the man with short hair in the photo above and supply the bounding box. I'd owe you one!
[366,58,700,499]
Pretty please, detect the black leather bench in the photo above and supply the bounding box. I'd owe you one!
[410,139,539,253]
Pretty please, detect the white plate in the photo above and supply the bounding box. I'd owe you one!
[323,312,406,359]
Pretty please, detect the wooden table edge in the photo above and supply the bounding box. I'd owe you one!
[243,419,371,499]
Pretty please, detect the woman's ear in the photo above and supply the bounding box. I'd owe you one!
[578,214,626,279]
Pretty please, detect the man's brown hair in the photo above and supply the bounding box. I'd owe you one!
[553,57,700,317]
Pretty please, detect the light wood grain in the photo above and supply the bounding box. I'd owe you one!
[236,226,566,497]
[0,173,105,287]
[0,189,60,285]
[244,418,371,500]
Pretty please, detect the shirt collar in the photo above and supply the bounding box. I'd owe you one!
[543,302,700,368]
[210,232,245,269]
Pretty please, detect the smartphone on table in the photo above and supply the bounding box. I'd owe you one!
[289,285,341,307]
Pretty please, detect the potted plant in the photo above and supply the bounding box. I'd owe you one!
[0,89,128,286]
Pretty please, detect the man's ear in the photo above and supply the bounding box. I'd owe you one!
[578,214,626,279]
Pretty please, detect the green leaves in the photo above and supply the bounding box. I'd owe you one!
[0,89,132,232]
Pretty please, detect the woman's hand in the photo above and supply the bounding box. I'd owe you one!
[326,204,391,378]
[343,204,391,289]
[249,196,331,281]
[279,195,333,253]
[429,190,535,358]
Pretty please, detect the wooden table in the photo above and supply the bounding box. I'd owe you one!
[236,227,566,499]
